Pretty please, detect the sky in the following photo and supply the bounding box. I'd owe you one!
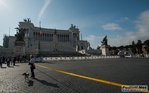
[0,0,149,48]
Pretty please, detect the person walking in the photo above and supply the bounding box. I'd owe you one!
[20,55,22,63]
[13,56,16,66]
[6,57,11,67]
[0,57,3,68]
[11,57,14,66]
[29,54,36,79]
[2,56,5,64]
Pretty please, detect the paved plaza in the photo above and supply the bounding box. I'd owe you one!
[0,58,149,93]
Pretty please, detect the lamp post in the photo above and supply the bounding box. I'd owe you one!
[76,35,78,51]
[38,35,40,50]
[26,29,29,48]
[38,21,41,50]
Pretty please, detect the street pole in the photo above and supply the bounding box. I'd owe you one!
[25,29,29,48]
[28,30,29,48]
[38,21,41,50]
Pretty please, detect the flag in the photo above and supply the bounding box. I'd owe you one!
[40,31,42,36]
[39,21,42,36]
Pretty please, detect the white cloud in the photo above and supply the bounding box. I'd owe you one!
[102,23,122,31]
[85,35,103,48]
[116,17,129,22]
[109,10,149,46]
[86,35,98,41]
[124,17,129,20]
[136,10,149,39]
[0,0,10,10]
[38,0,51,21]
[86,10,149,48]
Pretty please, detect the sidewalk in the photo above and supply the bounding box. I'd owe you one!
[0,63,30,93]
[0,63,61,93]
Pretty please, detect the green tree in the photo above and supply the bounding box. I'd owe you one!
[143,39,149,53]
[132,41,136,54]
[124,45,132,50]
[112,46,117,50]
[118,45,124,50]
[144,39,149,46]
[109,46,117,51]
[136,40,142,54]
[3,35,9,48]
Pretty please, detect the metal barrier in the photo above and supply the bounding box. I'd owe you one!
[42,56,120,61]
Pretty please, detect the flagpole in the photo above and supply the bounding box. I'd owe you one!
[9,27,10,36]
[38,21,41,50]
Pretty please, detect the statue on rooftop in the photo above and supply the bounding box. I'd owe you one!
[70,24,76,28]
[23,18,31,23]
[27,18,31,23]
[101,35,108,45]
[54,29,57,35]
[23,19,27,22]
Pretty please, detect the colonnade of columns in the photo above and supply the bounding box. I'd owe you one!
[33,32,70,42]
[33,32,53,41]
[57,34,69,42]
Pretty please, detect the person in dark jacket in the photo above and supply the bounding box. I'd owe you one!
[12,56,16,66]
[0,57,3,68]
[2,56,5,63]
[6,57,11,67]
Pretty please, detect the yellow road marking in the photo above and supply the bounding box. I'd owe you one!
[36,64,149,93]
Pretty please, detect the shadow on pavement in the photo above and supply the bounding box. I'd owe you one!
[14,65,20,67]
[36,69,80,93]
[1,67,6,69]
[8,66,14,68]
[28,80,34,86]
[34,78,59,88]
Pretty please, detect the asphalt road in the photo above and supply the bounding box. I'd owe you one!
[0,58,149,93]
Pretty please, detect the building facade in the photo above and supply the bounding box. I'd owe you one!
[4,20,90,55]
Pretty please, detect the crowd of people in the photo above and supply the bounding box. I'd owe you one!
[0,55,28,68]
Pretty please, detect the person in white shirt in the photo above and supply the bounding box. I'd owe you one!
[29,54,35,78]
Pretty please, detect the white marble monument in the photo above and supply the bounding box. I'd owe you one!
[100,35,109,56]
[13,41,26,56]
[101,45,109,56]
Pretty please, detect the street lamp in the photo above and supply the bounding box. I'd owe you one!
[26,29,29,48]
[38,21,41,50]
